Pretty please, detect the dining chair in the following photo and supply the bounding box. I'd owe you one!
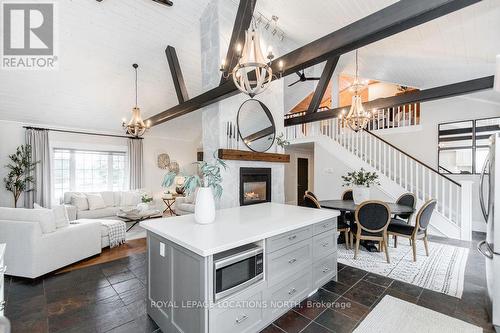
[387,199,436,262]
[303,193,350,250]
[305,190,317,200]
[341,189,353,201]
[390,192,416,248]
[352,201,391,263]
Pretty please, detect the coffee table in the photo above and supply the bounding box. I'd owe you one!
[117,209,162,232]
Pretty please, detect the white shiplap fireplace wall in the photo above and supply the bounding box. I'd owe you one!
[200,0,288,209]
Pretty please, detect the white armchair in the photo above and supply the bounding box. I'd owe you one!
[0,207,102,278]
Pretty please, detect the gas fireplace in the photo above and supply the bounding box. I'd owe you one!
[240,168,271,206]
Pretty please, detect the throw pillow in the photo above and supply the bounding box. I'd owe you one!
[33,204,57,233]
[34,203,69,229]
[87,193,106,210]
[120,191,142,207]
[100,191,115,207]
[71,193,89,211]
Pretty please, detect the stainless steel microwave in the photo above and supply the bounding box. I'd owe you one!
[213,244,264,302]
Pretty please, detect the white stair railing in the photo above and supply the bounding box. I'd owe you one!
[285,117,463,229]
[367,104,420,131]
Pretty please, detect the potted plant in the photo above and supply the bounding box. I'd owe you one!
[161,152,227,224]
[275,133,290,153]
[184,153,227,224]
[3,144,37,208]
[341,168,380,204]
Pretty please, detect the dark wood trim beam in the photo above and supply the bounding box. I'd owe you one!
[218,149,290,163]
[165,46,189,103]
[269,0,481,77]
[146,0,481,126]
[285,76,494,126]
[220,0,256,84]
[307,57,339,113]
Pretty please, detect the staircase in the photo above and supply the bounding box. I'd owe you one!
[285,116,473,241]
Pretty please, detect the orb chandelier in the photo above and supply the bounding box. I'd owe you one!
[220,9,283,98]
[345,50,371,132]
[122,63,150,137]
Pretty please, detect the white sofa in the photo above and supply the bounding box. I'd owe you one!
[0,207,102,278]
[175,196,195,215]
[63,190,143,220]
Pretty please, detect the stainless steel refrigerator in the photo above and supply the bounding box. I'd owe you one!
[479,133,500,332]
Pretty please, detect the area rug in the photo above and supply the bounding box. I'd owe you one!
[338,240,469,298]
[354,295,481,333]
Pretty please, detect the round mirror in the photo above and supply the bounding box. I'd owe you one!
[237,99,276,152]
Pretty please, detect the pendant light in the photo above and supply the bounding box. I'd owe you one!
[345,50,370,132]
[122,64,150,137]
[220,3,282,98]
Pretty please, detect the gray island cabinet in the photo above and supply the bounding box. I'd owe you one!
[141,202,340,333]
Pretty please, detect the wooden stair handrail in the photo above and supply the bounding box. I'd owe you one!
[364,129,461,187]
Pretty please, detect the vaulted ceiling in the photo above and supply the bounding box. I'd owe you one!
[258,0,500,89]
[0,0,499,134]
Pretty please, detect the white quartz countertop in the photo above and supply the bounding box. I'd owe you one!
[140,203,340,257]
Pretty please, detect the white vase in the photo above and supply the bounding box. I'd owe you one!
[353,186,370,205]
[194,187,216,224]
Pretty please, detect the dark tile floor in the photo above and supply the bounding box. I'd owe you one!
[3,232,493,333]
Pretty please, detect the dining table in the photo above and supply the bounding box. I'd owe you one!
[319,199,415,252]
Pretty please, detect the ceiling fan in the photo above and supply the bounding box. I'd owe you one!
[288,70,321,87]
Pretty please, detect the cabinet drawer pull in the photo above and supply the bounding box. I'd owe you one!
[322,266,330,273]
[322,223,329,228]
[235,314,248,324]
[321,242,329,247]
[288,288,297,295]
[0,266,6,274]
[0,300,5,311]
[288,258,297,264]
[288,235,297,241]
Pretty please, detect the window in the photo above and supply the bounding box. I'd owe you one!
[438,117,500,174]
[53,149,127,203]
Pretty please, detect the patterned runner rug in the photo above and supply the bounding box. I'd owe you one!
[354,295,481,332]
[338,240,469,298]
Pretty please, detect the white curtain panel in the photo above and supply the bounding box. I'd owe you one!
[128,138,144,190]
[25,128,51,208]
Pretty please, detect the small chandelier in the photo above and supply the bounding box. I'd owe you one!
[220,10,282,98]
[122,63,150,137]
[345,50,371,132]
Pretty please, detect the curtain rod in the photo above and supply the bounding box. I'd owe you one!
[23,126,143,140]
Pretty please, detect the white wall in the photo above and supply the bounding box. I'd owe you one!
[313,142,392,203]
[379,95,500,232]
[284,145,315,205]
[0,120,199,208]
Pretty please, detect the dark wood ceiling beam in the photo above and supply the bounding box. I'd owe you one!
[307,57,339,113]
[165,46,189,103]
[269,0,482,77]
[285,76,494,126]
[220,0,256,84]
[146,0,481,126]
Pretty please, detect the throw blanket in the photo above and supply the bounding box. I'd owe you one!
[101,220,126,248]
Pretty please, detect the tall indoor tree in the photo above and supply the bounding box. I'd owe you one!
[3,144,38,208]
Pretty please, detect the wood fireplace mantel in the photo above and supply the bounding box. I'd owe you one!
[218,149,290,163]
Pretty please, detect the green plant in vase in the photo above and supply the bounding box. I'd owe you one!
[341,168,379,204]
[3,144,38,208]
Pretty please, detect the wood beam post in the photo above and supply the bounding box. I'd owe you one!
[307,57,339,113]
[220,0,256,84]
[146,0,481,126]
[165,45,189,103]
[285,76,494,127]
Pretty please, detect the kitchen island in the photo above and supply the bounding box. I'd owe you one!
[141,202,340,333]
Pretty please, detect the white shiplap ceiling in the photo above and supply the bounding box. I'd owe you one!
[1,0,499,134]
[0,0,208,137]
[258,0,500,89]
